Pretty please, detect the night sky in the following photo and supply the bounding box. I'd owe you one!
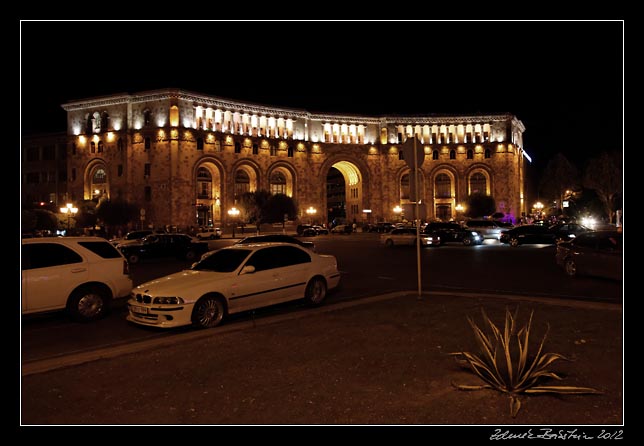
[20,20,623,181]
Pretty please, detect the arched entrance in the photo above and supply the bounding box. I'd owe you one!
[326,161,362,227]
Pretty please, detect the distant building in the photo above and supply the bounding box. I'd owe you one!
[23,88,529,229]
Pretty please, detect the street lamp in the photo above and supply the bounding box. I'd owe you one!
[306,206,317,224]
[228,207,240,238]
[393,205,403,222]
[455,203,464,222]
[60,203,78,234]
[533,201,544,221]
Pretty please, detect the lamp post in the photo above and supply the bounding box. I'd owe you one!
[533,201,544,221]
[393,205,403,222]
[60,203,78,235]
[455,204,464,222]
[306,206,317,224]
[228,207,240,238]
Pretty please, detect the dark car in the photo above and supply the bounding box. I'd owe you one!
[367,222,396,233]
[118,233,209,264]
[555,230,622,281]
[423,222,483,246]
[234,234,315,251]
[548,222,593,242]
[109,229,155,246]
[499,224,558,247]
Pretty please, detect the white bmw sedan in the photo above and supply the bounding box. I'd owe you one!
[127,242,341,329]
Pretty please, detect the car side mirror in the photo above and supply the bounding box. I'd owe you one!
[240,265,256,275]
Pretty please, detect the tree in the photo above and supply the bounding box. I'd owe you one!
[466,193,496,218]
[264,193,298,223]
[96,199,139,234]
[238,190,272,226]
[539,153,580,213]
[583,150,623,223]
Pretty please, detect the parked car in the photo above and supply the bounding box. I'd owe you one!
[330,224,353,234]
[126,242,341,329]
[312,225,329,235]
[423,222,483,246]
[109,229,155,247]
[555,230,622,281]
[464,219,505,240]
[548,222,593,242]
[22,236,133,322]
[296,224,320,237]
[366,222,396,233]
[118,233,209,264]
[381,228,440,247]
[499,224,558,247]
[234,234,315,251]
[195,227,222,240]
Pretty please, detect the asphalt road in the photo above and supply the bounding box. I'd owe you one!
[21,233,623,366]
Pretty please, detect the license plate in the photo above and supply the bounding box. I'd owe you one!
[131,305,149,314]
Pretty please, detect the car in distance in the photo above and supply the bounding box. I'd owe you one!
[118,233,209,264]
[381,228,440,247]
[548,222,592,242]
[22,236,133,322]
[499,224,558,247]
[555,230,622,281]
[127,242,341,329]
[234,233,315,251]
[109,229,155,247]
[330,224,353,234]
[423,222,483,246]
[195,227,222,240]
[464,219,505,240]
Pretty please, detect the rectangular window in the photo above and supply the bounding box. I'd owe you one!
[144,186,152,201]
[398,150,404,160]
[26,147,39,162]
[234,142,241,153]
[71,168,76,182]
[118,165,123,177]
[252,144,258,155]
[144,163,151,178]
[287,146,293,157]
[43,145,55,160]
[26,172,40,184]
[47,171,56,183]
[144,137,151,150]
[59,171,67,182]
[270,146,277,156]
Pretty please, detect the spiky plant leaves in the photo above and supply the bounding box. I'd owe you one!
[451,306,601,417]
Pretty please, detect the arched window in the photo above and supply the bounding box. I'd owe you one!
[270,171,286,195]
[196,167,212,199]
[435,173,451,198]
[467,149,473,159]
[234,170,250,198]
[98,141,104,153]
[92,112,101,133]
[169,105,179,127]
[117,138,123,151]
[432,150,439,160]
[90,141,96,153]
[469,172,487,195]
[449,149,456,160]
[400,173,410,200]
[143,109,152,127]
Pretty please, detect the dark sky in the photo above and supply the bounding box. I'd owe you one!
[20,20,623,176]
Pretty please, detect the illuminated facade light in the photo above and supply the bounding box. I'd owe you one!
[107,132,115,142]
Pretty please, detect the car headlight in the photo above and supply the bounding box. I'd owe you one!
[153,296,185,305]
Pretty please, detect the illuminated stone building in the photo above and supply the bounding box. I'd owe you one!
[58,88,528,229]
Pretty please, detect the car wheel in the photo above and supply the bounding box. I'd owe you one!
[564,258,578,277]
[305,277,327,305]
[462,238,472,246]
[127,253,140,264]
[67,285,109,322]
[510,238,520,247]
[185,250,197,261]
[385,239,394,247]
[191,296,225,329]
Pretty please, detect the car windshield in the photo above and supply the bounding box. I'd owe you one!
[191,248,252,272]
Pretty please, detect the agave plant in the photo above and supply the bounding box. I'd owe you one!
[450,306,601,417]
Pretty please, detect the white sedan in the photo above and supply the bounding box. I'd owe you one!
[126,242,341,329]
[380,228,440,247]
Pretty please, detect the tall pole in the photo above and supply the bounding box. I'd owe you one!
[413,136,422,300]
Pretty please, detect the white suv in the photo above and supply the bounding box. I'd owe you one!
[22,237,133,322]
[195,227,222,240]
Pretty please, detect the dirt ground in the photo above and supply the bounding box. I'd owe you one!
[20,292,623,427]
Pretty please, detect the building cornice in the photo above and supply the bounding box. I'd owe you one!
[61,88,519,126]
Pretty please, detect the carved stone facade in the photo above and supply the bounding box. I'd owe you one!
[59,88,528,228]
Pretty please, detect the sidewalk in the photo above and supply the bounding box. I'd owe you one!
[20,291,622,426]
